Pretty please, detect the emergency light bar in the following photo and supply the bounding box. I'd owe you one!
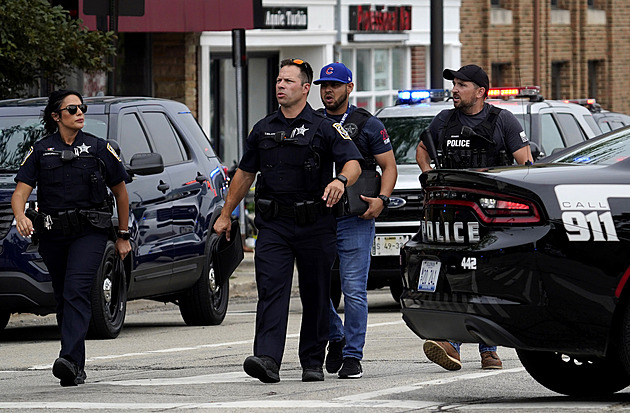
[487,86,541,98]
[396,89,451,105]
[562,98,601,112]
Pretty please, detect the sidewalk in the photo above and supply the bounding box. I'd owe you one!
[229,251,257,299]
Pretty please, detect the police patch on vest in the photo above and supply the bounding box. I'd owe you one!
[333,122,351,140]
[344,122,359,138]
[21,146,33,166]
[107,143,122,162]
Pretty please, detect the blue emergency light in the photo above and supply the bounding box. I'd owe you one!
[396,89,450,105]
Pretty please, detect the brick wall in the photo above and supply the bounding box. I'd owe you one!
[460,0,630,114]
[152,33,199,117]
[411,46,427,88]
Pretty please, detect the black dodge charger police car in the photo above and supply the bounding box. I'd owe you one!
[400,125,630,396]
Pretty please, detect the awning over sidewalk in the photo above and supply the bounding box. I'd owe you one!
[78,0,255,32]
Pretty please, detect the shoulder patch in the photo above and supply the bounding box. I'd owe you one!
[332,122,352,140]
[20,146,33,166]
[107,143,122,162]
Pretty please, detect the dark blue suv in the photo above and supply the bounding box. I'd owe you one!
[0,96,233,338]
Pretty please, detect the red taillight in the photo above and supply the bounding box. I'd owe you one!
[426,187,541,224]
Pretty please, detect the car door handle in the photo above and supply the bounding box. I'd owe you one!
[157,180,170,193]
[195,171,208,183]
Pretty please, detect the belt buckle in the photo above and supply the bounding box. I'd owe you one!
[44,214,53,230]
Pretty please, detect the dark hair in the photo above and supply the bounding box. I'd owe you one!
[280,58,313,85]
[42,89,83,134]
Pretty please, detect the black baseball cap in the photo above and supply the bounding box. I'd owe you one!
[443,65,490,91]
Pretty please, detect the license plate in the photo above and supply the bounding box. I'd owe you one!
[371,235,410,256]
[418,259,441,293]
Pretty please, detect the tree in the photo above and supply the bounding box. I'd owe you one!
[0,0,116,98]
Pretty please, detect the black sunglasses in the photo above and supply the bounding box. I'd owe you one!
[58,104,88,115]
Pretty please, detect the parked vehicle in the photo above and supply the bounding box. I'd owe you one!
[400,126,630,396]
[0,96,237,338]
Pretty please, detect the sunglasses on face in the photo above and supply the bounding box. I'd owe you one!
[58,104,88,115]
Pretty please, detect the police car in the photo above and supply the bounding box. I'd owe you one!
[356,87,604,304]
[562,98,630,133]
[400,126,630,396]
[0,96,235,338]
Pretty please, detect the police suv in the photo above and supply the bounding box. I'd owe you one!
[359,86,605,303]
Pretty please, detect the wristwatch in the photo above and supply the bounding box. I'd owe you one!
[117,229,131,241]
[334,174,348,187]
[378,194,390,207]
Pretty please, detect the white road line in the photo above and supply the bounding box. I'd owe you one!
[28,320,405,370]
[100,371,300,385]
[336,367,526,401]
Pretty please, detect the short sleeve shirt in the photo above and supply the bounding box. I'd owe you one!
[327,105,393,158]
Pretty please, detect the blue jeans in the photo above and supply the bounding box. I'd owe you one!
[329,215,375,360]
[449,342,497,354]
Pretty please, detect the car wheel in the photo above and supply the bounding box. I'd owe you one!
[179,233,229,326]
[88,241,127,339]
[0,312,9,330]
[389,279,403,303]
[516,349,630,396]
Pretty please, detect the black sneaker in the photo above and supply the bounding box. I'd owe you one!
[243,355,280,383]
[338,357,363,379]
[302,366,324,382]
[52,357,85,387]
[325,338,345,374]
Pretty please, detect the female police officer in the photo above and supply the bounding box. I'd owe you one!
[11,90,131,386]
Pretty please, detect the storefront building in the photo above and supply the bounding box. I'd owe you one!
[199,0,462,166]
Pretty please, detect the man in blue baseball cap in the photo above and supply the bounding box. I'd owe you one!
[315,63,397,379]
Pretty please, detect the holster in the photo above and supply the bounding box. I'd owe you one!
[256,199,278,220]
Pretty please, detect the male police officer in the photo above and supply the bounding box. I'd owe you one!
[213,58,361,383]
[415,65,533,370]
[315,62,397,379]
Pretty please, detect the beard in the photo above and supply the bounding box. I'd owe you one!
[323,91,349,113]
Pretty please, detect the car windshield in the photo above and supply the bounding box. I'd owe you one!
[0,115,109,172]
[380,116,434,164]
[552,127,630,165]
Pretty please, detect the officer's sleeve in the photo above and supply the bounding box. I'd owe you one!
[324,120,362,164]
[499,111,529,154]
[14,145,38,188]
[97,140,129,187]
[237,124,261,174]
[363,117,392,155]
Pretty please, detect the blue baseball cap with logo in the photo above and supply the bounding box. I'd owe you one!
[314,62,353,84]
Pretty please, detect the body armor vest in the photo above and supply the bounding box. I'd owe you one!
[437,105,512,168]
[256,116,326,202]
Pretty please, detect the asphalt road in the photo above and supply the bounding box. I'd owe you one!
[3,255,630,412]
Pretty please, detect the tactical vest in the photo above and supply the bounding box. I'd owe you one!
[256,115,327,202]
[437,105,512,168]
[38,133,108,212]
[318,107,377,171]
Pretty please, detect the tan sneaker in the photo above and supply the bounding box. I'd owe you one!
[423,340,462,371]
[480,351,503,369]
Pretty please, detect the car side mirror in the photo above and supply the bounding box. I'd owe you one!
[127,152,164,176]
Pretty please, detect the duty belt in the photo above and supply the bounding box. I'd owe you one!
[256,199,330,225]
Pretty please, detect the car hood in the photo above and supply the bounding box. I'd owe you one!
[393,164,423,191]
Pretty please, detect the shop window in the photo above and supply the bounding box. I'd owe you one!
[341,47,408,113]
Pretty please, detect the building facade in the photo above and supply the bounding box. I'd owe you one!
[461,0,630,115]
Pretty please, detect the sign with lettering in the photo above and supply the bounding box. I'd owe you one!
[254,7,308,30]
[349,5,412,32]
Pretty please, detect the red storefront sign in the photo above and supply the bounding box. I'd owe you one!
[349,5,412,32]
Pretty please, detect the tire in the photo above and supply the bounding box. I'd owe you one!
[389,279,403,303]
[0,312,10,330]
[88,241,127,339]
[516,348,630,396]
[179,233,229,326]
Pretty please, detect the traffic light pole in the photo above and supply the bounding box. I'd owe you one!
[107,0,119,95]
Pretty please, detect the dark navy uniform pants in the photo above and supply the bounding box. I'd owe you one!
[253,213,337,369]
[38,228,108,369]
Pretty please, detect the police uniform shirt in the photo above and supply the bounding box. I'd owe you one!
[327,105,393,159]
[428,102,529,155]
[239,103,362,204]
[16,130,128,212]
